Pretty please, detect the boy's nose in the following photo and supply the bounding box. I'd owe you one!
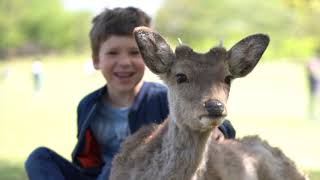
[118,55,132,66]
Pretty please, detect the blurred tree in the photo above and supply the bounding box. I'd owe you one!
[282,0,320,41]
[155,0,320,60]
[0,0,91,58]
[0,0,27,53]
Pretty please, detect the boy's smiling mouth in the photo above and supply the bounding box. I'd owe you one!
[114,72,135,79]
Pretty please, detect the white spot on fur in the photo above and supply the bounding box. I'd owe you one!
[242,155,258,180]
[192,135,211,180]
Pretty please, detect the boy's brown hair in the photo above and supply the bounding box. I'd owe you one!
[90,7,151,59]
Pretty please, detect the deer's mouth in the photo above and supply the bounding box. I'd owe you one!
[199,114,225,127]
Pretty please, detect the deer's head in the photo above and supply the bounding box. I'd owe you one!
[134,27,269,132]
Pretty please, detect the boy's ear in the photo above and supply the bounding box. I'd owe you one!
[92,54,100,70]
[227,34,269,78]
[134,26,175,74]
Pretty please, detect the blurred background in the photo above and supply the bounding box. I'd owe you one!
[1,0,320,179]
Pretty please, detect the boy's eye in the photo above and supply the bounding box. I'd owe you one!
[107,51,118,55]
[130,50,141,56]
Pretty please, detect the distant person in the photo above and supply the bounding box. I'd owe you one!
[32,58,43,92]
[306,48,320,120]
[25,7,236,180]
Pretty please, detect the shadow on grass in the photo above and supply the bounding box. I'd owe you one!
[0,160,27,180]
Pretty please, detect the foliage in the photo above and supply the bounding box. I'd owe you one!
[0,0,91,58]
[155,0,320,60]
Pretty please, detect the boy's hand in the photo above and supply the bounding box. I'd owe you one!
[213,127,225,142]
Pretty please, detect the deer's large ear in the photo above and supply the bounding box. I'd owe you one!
[227,34,269,78]
[134,26,175,74]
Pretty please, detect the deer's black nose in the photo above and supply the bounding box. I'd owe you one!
[204,99,225,116]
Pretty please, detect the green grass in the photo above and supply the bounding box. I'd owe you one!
[0,56,319,179]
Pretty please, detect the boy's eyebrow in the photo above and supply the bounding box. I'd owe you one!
[104,47,140,52]
[105,47,118,51]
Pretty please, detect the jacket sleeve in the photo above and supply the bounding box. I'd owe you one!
[96,160,112,180]
[218,119,236,139]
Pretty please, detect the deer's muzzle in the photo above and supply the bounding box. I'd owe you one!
[204,99,225,117]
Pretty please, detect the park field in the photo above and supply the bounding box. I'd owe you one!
[0,55,319,179]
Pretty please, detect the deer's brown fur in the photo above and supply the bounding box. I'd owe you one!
[109,27,308,180]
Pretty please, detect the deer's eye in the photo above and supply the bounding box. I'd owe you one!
[175,73,188,84]
[224,75,233,85]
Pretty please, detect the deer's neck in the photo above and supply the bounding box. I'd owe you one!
[156,117,211,180]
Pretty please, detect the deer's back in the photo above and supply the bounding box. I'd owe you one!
[199,136,307,180]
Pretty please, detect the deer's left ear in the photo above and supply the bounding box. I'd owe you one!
[134,26,174,74]
[227,34,269,78]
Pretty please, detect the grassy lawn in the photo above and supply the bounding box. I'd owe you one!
[0,56,319,179]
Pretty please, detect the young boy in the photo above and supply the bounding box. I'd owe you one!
[25,7,235,180]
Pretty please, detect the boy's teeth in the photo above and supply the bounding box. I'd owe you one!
[115,72,133,77]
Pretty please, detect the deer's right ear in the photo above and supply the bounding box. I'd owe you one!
[134,26,175,74]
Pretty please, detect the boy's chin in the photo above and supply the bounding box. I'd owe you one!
[113,82,139,93]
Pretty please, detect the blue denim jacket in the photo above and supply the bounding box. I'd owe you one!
[71,81,235,178]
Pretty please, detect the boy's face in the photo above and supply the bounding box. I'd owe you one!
[93,35,145,93]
